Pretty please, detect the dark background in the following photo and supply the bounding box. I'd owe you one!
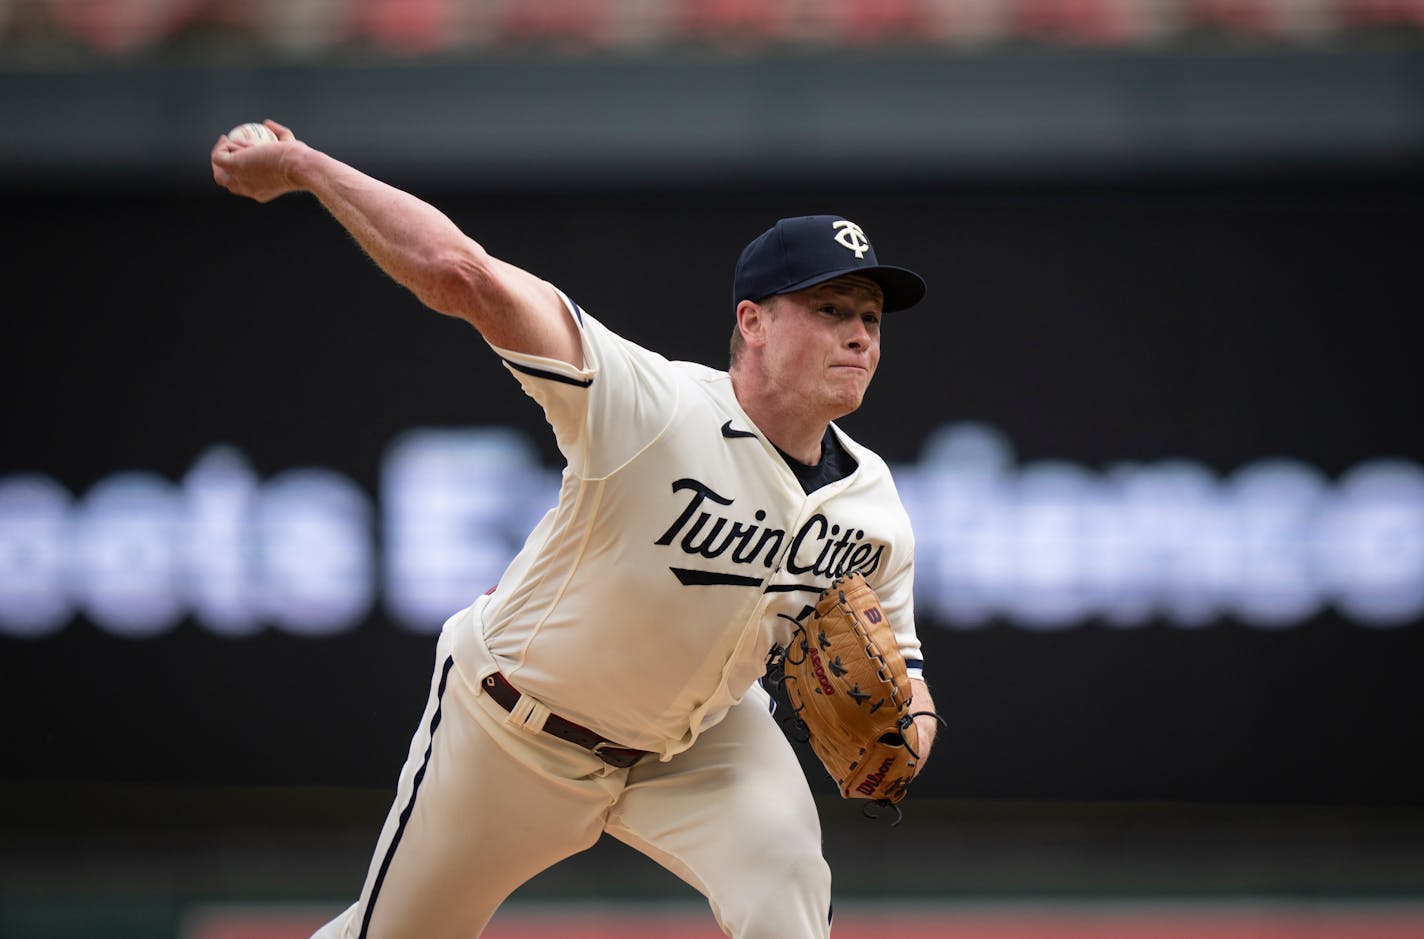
[4,167,1421,806]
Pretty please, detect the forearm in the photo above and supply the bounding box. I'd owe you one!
[909,676,938,768]
[283,146,492,321]
[213,121,580,363]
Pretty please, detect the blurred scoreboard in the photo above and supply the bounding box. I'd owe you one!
[3,176,1421,801]
[2,421,1419,640]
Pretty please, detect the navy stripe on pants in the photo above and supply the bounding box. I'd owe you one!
[358,655,457,939]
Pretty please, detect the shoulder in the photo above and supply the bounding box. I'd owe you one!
[573,306,680,382]
[670,359,731,385]
[830,425,911,521]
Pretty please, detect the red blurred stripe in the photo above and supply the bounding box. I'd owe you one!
[184,904,1424,939]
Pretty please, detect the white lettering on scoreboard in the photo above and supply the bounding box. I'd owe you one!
[900,424,1424,631]
[0,423,1419,638]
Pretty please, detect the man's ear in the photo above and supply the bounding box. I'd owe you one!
[736,299,768,349]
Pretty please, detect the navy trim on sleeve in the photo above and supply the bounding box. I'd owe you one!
[501,357,594,388]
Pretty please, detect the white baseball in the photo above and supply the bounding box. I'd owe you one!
[228,122,278,144]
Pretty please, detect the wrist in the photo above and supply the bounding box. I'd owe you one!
[278,142,316,192]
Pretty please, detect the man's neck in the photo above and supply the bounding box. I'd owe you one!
[730,369,829,465]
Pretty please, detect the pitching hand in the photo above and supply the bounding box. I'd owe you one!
[211,119,306,203]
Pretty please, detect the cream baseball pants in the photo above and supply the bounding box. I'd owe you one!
[312,619,832,939]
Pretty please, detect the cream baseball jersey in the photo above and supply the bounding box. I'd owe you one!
[451,290,923,759]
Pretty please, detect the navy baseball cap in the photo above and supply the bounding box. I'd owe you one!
[733,215,926,312]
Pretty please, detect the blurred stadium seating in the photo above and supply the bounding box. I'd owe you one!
[1,0,1422,55]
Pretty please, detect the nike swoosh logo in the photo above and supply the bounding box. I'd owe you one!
[721,420,758,440]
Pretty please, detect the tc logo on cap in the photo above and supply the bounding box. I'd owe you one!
[832,220,871,259]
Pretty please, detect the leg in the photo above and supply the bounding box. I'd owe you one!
[313,630,624,939]
[606,691,832,939]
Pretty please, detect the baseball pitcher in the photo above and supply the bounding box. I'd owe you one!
[212,120,940,939]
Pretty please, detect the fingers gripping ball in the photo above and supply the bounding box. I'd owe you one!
[228,122,278,144]
[783,573,920,805]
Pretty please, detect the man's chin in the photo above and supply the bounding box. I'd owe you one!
[828,391,868,420]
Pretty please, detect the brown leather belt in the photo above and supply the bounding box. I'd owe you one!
[482,671,650,769]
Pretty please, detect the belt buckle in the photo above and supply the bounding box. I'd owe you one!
[591,741,642,769]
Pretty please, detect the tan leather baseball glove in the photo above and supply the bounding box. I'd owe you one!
[781,573,921,809]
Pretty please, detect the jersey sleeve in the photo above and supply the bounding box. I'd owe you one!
[876,521,922,680]
[856,455,922,679]
[486,288,680,480]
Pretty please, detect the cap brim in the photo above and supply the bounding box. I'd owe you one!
[776,265,927,312]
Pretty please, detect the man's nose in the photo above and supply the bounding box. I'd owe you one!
[845,320,870,348]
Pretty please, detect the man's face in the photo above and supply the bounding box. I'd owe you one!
[759,274,884,421]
